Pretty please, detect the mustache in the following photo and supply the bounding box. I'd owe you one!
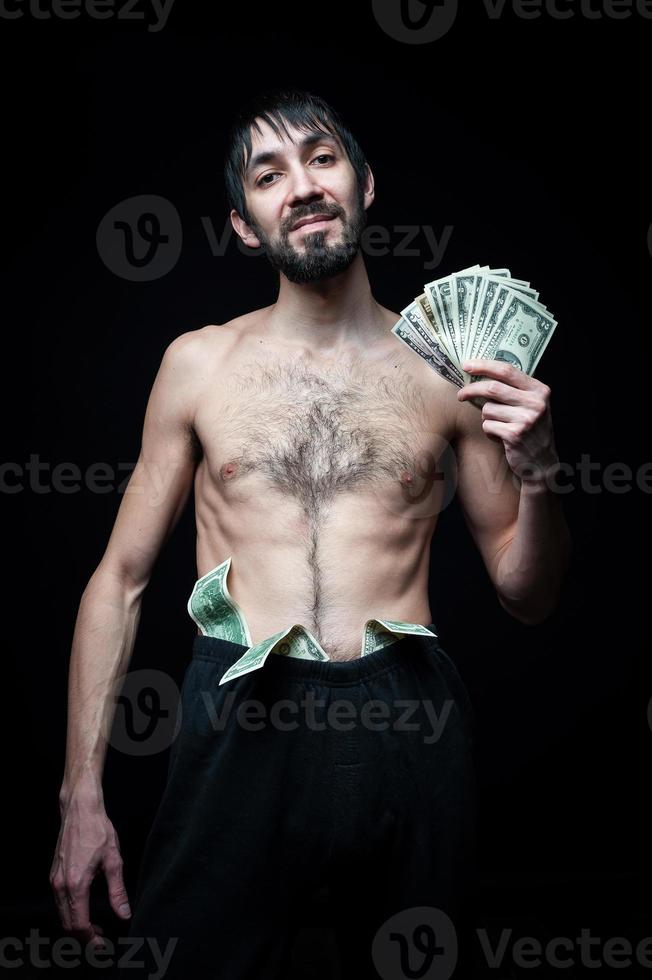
[283,205,344,234]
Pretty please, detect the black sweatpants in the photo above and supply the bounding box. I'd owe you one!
[118,626,477,980]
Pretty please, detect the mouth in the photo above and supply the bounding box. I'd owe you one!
[291,214,337,232]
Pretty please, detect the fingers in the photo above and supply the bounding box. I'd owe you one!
[68,899,102,948]
[462,359,536,390]
[480,418,529,444]
[480,400,513,422]
[50,871,72,931]
[49,813,123,949]
[104,850,132,920]
[50,854,72,932]
[460,377,550,411]
[459,378,527,406]
[64,871,104,946]
[458,360,551,415]
[65,871,95,941]
[50,867,111,952]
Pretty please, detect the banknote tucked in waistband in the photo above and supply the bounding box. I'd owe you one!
[187,556,437,685]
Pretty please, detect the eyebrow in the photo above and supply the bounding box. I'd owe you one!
[245,132,341,183]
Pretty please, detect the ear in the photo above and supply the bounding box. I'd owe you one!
[230,208,262,250]
[363,163,375,211]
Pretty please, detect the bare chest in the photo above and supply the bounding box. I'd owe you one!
[194,352,451,511]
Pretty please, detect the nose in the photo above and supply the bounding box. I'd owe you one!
[285,162,325,209]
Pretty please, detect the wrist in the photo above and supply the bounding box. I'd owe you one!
[59,769,104,808]
[519,456,562,492]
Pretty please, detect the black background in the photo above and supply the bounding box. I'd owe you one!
[3,0,652,975]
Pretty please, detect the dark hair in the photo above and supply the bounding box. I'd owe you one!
[223,88,369,224]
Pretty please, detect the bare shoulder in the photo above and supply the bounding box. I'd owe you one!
[161,325,213,368]
[160,309,260,375]
[164,319,235,361]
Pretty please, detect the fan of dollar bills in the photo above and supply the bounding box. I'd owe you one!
[391,264,557,400]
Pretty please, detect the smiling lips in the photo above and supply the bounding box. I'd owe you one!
[291,214,337,231]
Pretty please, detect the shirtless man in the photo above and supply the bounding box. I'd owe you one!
[50,89,571,979]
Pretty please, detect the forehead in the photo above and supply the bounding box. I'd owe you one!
[246,115,341,160]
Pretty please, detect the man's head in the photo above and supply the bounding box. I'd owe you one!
[224,89,374,284]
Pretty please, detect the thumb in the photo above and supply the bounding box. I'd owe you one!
[105,856,131,919]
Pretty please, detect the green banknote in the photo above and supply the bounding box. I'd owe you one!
[361,619,439,657]
[392,264,557,400]
[186,555,437,686]
[397,298,464,387]
[187,556,252,646]
[478,291,556,376]
[218,624,330,685]
[220,618,437,686]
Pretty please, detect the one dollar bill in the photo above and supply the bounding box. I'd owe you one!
[391,264,557,401]
[187,556,437,686]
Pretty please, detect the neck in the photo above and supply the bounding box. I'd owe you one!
[264,253,387,353]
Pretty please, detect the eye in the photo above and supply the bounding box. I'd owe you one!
[256,172,278,187]
[255,153,335,188]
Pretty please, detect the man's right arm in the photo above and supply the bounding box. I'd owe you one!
[50,329,204,943]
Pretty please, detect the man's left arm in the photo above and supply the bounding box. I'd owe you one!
[452,357,572,625]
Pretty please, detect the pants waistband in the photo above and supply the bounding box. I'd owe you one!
[191,624,440,686]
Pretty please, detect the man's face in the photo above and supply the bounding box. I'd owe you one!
[233,117,372,284]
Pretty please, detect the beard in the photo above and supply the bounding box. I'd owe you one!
[247,185,368,284]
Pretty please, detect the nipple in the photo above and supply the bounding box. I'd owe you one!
[399,470,414,486]
[220,460,239,481]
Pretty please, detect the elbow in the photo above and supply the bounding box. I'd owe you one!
[497,591,560,626]
[494,531,572,626]
[88,561,150,606]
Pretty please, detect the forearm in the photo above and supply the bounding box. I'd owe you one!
[496,471,572,624]
[59,566,144,805]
